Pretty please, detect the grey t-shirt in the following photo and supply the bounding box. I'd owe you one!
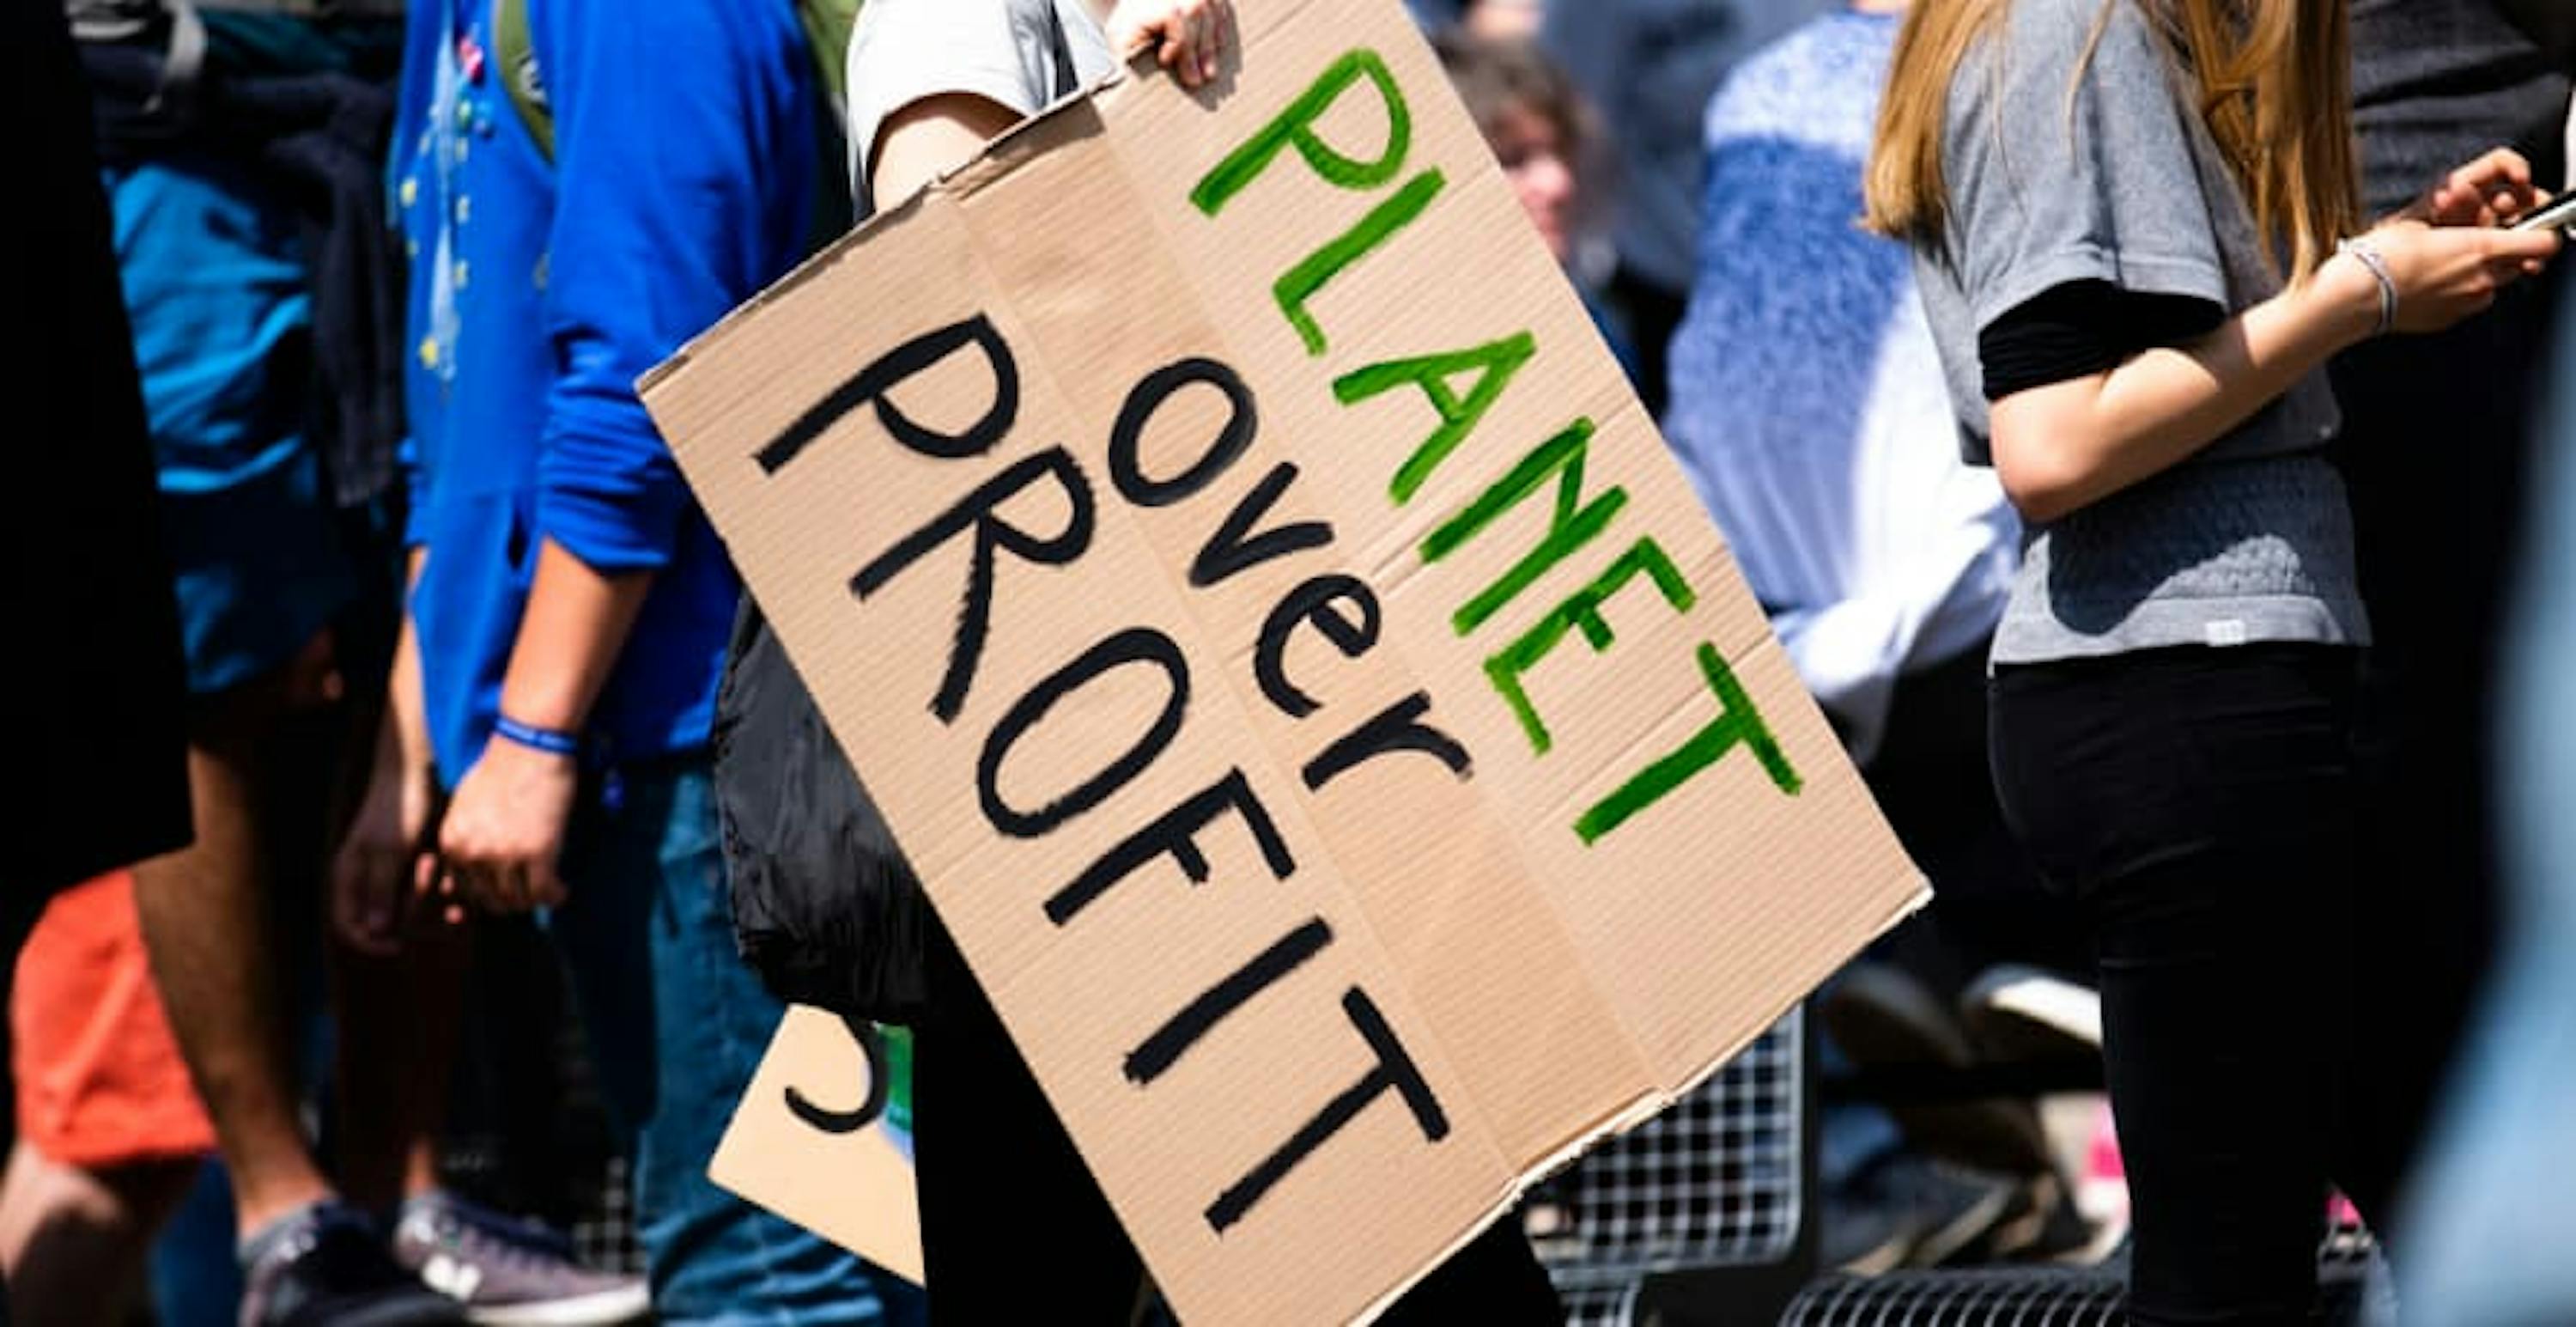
[1911,0,2368,664]
[844,0,1118,217]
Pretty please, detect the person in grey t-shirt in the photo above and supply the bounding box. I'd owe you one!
[1865,0,2559,1321]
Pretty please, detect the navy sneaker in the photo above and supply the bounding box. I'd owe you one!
[240,1202,469,1327]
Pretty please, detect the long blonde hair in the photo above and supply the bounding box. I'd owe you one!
[1862,0,2358,282]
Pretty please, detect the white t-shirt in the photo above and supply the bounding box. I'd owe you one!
[844,0,1119,215]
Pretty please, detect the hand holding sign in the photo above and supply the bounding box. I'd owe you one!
[1108,0,1238,88]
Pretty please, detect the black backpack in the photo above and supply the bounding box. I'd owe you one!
[715,596,932,1025]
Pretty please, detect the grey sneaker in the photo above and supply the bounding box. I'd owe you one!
[393,1192,648,1326]
[240,1202,469,1327]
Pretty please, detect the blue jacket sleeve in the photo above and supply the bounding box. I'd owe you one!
[531,0,817,573]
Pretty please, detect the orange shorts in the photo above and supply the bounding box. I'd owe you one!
[11,872,216,1168]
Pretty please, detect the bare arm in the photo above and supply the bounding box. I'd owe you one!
[1993,222,2561,523]
[436,542,652,913]
[1991,259,2382,522]
[492,540,653,735]
[331,548,442,953]
[871,92,1026,204]
[864,0,1236,203]
[387,549,432,777]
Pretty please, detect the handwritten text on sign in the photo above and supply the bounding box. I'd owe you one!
[659,3,1921,1318]
[753,50,1802,1238]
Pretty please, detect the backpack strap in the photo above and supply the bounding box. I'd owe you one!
[489,0,554,161]
[793,0,854,121]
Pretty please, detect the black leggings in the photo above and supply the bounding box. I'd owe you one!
[911,922,1563,1324]
[1990,644,2370,1327]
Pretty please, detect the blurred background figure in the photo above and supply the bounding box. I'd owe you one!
[1540,0,1832,414]
[6,0,193,928]
[7,0,197,1316]
[1663,0,2011,776]
[48,1,646,1322]
[1432,30,1639,380]
[2329,0,2570,1236]
[1459,0,1541,41]
[1418,0,1839,411]
[0,872,210,1327]
[43,2,477,1324]
[2383,14,2575,1319]
[2401,243,2576,1327]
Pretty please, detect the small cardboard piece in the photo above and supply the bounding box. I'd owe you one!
[710,1008,922,1285]
[647,1,1926,1319]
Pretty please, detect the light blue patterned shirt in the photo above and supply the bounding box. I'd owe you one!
[1660,10,2017,763]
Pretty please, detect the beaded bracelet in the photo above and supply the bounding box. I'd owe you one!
[2336,236,2398,338]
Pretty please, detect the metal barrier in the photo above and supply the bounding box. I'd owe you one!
[1538,1008,1811,1325]
[1783,1218,2387,1327]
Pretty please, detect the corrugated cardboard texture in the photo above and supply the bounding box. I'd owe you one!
[649,0,1926,1319]
[709,1007,923,1285]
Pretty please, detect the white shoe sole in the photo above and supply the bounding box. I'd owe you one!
[1963,968,2103,1053]
[465,1285,652,1327]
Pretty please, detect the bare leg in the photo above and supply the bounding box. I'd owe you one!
[325,605,470,1215]
[131,675,335,1235]
[0,1142,198,1327]
[332,928,471,1211]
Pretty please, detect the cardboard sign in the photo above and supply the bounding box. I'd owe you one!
[646,0,1924,1318]
[712,1009,922,1285]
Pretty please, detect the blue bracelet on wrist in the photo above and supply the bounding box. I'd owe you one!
[494,715,583,758]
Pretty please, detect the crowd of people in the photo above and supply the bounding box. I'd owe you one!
[10,0,2576,1323]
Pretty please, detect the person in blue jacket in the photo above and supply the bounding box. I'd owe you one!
[365,0,920,1320]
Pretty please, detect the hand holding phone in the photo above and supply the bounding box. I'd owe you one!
[2510,194,2576,234]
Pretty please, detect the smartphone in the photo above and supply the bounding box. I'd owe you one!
[2510,194,2576,234]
